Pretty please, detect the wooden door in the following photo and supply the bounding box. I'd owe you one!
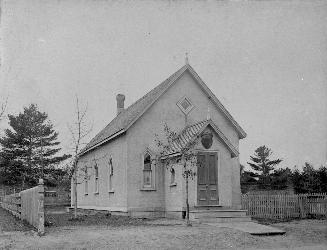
[197,152,218,205]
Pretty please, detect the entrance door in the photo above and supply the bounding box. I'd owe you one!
[197,152,218,205]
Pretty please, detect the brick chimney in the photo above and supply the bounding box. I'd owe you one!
[116,94,125,115]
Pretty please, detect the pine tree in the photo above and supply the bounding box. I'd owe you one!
[247,145,282,188]
[0,104,70,187]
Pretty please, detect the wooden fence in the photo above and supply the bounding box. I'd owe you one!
[0,179,45,235]
[241,193,327,219]
[1,193,21,218]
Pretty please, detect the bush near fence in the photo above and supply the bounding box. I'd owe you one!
[241,193,327,220]
[44,190,70,206]
[0,185,25,196]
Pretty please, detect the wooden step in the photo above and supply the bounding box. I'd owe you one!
[194,216,252,223]
[193,205,230,210]
[190,210,247,218]
[189,209,250,222]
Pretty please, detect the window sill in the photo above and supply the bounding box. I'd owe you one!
[140,187,156,191]
[108,190,115,193]
[170,183,177,187]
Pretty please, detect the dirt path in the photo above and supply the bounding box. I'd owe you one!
[1,224,266,250]
[0,208,326,250]
[0,220,326,249]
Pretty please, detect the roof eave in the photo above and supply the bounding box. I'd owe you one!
[124,65,188,132]
[205,120,239,158]
[185,65,247,140]
[163,120,239,159]
[78,129,126,158]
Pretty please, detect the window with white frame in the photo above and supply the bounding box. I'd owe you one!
[94,164,99,193]
[84,166,88,195]
[108,157,114,192]
[143,153,152,188]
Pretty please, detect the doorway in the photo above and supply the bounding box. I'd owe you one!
[197,152,219,205]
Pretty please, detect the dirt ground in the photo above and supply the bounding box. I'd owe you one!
[0,208,326,250]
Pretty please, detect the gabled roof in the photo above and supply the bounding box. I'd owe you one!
[167,119,239,158]
[79,63,246,156]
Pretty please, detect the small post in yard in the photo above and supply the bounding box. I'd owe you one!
[38,179,45,236]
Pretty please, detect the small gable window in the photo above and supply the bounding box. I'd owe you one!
[94,164,99,194]
[177,96,194,115]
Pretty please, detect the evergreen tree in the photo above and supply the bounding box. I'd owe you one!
[301,162,321,193]
[240,164,258,193]
[247,145,282,188]
[270,167,292,190]
[0,104,70,187]
[291,168,306,193]
[317,166,327,193]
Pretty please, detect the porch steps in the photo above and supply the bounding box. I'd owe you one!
[190,208,251,223]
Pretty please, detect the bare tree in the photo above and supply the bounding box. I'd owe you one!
[155,123,198,226]
[0,96,8,122]
[68,95,92,219]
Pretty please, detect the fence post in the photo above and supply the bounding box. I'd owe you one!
[38,179,45,236]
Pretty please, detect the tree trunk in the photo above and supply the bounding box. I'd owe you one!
[185,175,191,226]
[73,161,78,219]
[22,171,26,189]
[73,168,77,219]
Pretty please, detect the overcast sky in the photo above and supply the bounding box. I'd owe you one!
[1,0,327,169]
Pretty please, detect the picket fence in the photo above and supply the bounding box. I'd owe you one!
[241,193,327,219]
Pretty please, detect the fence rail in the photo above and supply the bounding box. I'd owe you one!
[1,194,21,218]
[241,193,327,219]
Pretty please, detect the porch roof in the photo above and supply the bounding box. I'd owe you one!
[167,119,239,158]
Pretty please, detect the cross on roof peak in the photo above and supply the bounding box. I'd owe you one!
[185,52,189,64]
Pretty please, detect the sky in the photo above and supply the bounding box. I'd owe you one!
[1,0,327,170]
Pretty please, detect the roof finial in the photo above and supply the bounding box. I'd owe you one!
[185,52,189,64]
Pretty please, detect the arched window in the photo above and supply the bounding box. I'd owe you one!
[108,157,114,192]
[143,153,152,187]
[84,166,88,195]
[170,168,175,185]
[94,164,99,194]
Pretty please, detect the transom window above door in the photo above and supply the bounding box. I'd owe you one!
[177,96,194,115]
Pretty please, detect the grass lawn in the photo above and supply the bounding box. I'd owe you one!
[45,212,150,227]
[0,207,32,232]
